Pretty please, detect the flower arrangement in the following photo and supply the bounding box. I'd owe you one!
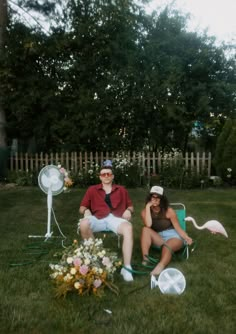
[49,238,121,297]
[58,164,73,190]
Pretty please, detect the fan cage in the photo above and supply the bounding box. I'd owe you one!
[38,165,65,195]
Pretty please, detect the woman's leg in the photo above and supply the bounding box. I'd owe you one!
[141,227,164,262]
[151,238,184,275]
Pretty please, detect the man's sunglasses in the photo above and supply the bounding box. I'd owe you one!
[100,172,113,177]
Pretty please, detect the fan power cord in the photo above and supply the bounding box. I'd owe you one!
[51,207,67,248]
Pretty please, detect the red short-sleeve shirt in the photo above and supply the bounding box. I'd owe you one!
[80,184,133,219]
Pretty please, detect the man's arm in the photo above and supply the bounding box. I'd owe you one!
[126,206,134,214]
[79,206,92,217]
[122,206,134,221]
[79,187,93,216]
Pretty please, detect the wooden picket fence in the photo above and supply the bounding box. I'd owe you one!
[8,151,212,177]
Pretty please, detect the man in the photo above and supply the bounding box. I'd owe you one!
[79,160,134,282]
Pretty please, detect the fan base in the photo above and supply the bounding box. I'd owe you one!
[28,234,62,239]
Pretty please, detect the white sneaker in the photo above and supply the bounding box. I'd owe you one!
[120,267,134,282]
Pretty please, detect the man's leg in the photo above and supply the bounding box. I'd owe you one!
[117,221,133,266]
[79,215,107,239]
[79,218,94,239]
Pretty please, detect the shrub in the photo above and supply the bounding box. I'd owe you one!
[70,163,100,188]
[155,150,209,189]
[6,170,38,186]
[112,153,143,187]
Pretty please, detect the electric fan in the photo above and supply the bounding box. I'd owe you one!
[151,268,186,295]
[29,165,65,240]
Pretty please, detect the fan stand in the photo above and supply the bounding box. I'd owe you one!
[29,186,55,240]
[46,186,53,239]
[29,165,66,241]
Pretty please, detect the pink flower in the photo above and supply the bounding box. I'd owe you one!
[79,265,89,275]
[102,257,112,268]
[73,258,82,267]
[60,167,66,174]
[93,279,102,288]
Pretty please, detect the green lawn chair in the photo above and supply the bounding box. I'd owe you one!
[98,230,121,248]
[151,202,189,260]
[77,216,121,248]
[171,202,189,259]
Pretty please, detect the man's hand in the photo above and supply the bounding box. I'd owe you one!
[122,209,132,221]
[84,209,92,217]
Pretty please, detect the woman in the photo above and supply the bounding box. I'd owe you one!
[141,186,193,276]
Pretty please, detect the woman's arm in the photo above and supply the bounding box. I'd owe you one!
[141,202,153,227]
[167,207,193,245]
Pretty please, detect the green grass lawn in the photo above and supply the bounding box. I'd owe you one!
[0,186,235,334]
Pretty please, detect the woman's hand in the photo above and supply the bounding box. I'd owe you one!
[184,235,193,245]
[145,201,153,210]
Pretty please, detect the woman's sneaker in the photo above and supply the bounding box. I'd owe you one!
[120,267,134,282]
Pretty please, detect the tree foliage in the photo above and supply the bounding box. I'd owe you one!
[1,0,236,153]
[214,118,236,180]
[0,0,8,179]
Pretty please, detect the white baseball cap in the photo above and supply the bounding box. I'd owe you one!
[150,186,164,195]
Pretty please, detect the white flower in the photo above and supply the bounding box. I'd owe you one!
[227,168,232,172]
[70,268,77,275]
[84,258,90,265]
[64,274,73,282]
[67,257,73,264]
[50,272,59,279]
[75,250,82,257]
[74,282,81,289]
[95,239,103,246]
[53,264,63,271]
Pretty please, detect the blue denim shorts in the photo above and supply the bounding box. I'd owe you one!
[158,229,184,242]
[85,213,130,234]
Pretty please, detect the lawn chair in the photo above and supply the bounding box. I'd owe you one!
[151,202,189,260]
[171,202,189,259]
[99,230,121,248]
[77,215,121,248]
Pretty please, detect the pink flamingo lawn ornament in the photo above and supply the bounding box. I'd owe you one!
[185,216,228,238]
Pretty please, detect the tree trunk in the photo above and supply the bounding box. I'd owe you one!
[0,0,8,180]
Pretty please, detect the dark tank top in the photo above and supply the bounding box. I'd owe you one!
[151,210,173,232]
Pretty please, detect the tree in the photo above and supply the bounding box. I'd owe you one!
[2,1,236,154]
[214,118,236,180]
[3,0,147,152]
[0,0,8,180]
[137,8,236,152]
[222,125,236,181]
